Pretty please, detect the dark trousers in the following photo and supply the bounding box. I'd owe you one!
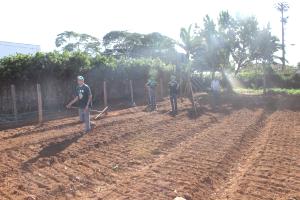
[170,94,177,112]
[148,89,156,110]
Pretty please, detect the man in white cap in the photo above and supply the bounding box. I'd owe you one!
[211,76,221,108]
[66,76,93,132]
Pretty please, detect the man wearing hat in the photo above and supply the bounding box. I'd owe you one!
[146,78,157,111]
[66,76,93,132]
[168,75,179,114]
[211,76,221,109]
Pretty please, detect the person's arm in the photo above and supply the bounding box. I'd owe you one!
[84,86,92,111]
[66,96,79,108]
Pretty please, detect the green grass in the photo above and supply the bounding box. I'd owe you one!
[269,88,300,95]
[234,88,263,95]
[234,88,300,95]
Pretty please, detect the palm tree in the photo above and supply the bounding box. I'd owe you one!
[179,25,193,60]
[178,24,200,113]
[178,24,202,61]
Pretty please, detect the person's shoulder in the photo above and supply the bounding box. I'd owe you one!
[83,84,90,88]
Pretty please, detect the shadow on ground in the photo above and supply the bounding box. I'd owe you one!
[22,131,84,171]
[186,93,300,119]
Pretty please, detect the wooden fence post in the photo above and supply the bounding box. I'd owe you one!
[160,78,164,99]
[10,84,18,122]
[37,84,43,124]
[103,81,108,108]
[129,80,136,106]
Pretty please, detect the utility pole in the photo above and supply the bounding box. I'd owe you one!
[275,2,289,70]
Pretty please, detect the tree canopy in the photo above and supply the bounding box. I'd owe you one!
[50,11,281,79]
[184,11,280,76]
[55,31,101,54]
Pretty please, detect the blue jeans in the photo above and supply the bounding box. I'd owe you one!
[148,89,156,110]
[170,95,177,112]
[79,108,91,131]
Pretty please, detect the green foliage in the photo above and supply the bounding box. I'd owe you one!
[237,66,299,88]
[55,31,101,54]
[234,88,300,95]
[0,52,173,84]
[102,31,179,65]
[114,57,173,80]
[189,11,280,77]
[178,24,202,61]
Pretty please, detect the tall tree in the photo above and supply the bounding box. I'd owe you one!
[229,16,259,75]
[192,14,234,91]
[178,24,200,61]
[275,2,289,70]
[102,31,129,55]
[218,11,235,71]
[178,24,201,113]
[55,31,101,54]
[252,25,280,94]
[102,31,177,62]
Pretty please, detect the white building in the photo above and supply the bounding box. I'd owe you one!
[0,41,40,58]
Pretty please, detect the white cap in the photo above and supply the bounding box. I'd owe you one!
[77,76,84,80]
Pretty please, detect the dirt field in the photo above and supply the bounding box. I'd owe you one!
[0,94,299,200]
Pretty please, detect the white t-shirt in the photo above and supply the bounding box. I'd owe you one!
[211,80,221,92]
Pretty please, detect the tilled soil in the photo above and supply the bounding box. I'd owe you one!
[0,94,299,200]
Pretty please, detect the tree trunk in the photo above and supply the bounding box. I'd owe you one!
[281,10,285,71]
[234,64,241,77]
[188,75,197,114]
[221,69,233,92]
[263,63,267,95]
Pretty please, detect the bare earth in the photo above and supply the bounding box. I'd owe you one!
[0,94,299,200]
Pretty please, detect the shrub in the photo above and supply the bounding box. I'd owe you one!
[0,51,174,84]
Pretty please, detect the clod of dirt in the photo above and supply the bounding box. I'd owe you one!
[183,194,192,200]
[151,148,161,155]
[202,176,213,187]
[12,190,19,195]
[24,195,36,200]
[17,184,25,191]
[94,143,100,148]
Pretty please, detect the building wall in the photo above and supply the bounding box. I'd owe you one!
[0,41,40,58]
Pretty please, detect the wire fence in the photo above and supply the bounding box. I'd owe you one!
[0,78,168,130]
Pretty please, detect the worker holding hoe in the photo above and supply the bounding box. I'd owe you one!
[146,78,157,111]
[168,75,179,115]
[66,76,93,132]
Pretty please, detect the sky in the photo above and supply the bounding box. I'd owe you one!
[1,0,299,65]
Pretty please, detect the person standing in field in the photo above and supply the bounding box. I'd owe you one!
[168,75,179,115]
[146,78,157,111]
[66,76,93,132]
[211,77,221,108]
